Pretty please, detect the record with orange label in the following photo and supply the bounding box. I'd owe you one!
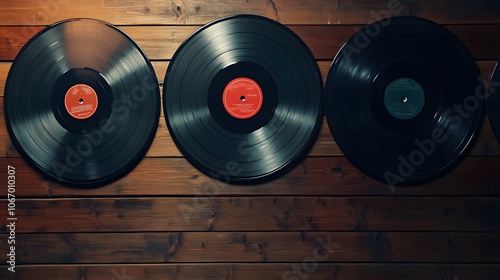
[163,15,323,184]
[4,19,160,188]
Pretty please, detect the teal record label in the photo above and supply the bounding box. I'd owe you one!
[384,78,425,120]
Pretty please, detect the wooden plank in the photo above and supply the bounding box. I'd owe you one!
[293,24,500,60]
[0,25,196,62]
[2,25,500,61]
[1,156,499,198]
[334,0,500,25]
[1,197,499,233]
[0,63,9,95]
[1,232,500,263]
[1,0,500,25]
[2,263,500,280]
[151,61,168,85]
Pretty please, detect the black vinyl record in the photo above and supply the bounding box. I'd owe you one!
[163,15,323,184]
[5,18,160,188]
[488,61,500,142]
[325,16,483,186]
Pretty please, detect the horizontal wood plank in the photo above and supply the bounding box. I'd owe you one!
[1,197,499,233]
[1,157,499,197]
[1,0,500,25]
[1,232,500,263]
[1,263,500,280]
[0,62,9,95]
[2,25,500,61]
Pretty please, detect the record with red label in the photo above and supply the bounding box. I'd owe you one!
[163,15,323,184]
[4,18,160,188]
[325,16,483,186]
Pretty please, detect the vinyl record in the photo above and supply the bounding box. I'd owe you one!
[163,15,323,184]
[325,16,483,186]
[488,61,500,142]
[5,18,160,188]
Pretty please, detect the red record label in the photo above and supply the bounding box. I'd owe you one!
[223,77,263,119]
[64,84,98,120]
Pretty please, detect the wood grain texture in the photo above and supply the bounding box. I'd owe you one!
[1,264,500,280]
[1,0,500,25]
[0,63,10,95]
[1,157,499,198]
[1,197,499,233]
[0,263,500,280]
[1,232,500,263]
[2,25,500,61]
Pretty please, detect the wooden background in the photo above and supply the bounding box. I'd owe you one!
[1,0,500,279]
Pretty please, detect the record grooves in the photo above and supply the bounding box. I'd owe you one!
[5,18,160,188]
[325,16,484,186]
[163,15,323,184]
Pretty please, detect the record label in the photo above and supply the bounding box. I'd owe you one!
[163,15,323,184]
[384,78,425,120]
[223,77,263,119]
[325,16,483,186]
[64,84,99,120]
[5,18,160,188]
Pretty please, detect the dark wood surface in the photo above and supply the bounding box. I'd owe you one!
[1,0,500,279]
[2,264,500,280]
[2,232,500,263]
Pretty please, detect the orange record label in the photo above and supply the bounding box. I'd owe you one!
[222,77,263,119]
[64,84,98,120]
